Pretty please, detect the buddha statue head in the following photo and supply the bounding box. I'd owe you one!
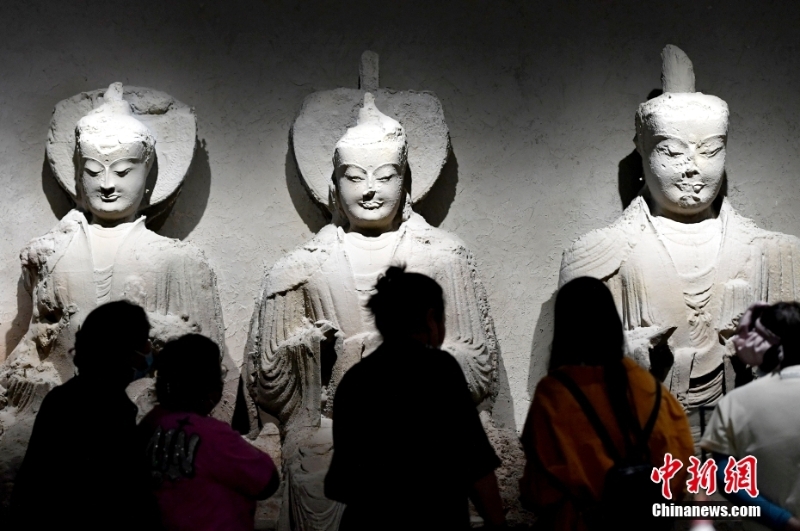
[74,83,157,226]
[635,45,729,222]
[332,93,409,235]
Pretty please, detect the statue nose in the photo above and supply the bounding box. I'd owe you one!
[100,169,115,192]
[683,156,699,178]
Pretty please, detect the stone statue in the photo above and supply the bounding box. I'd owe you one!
[245,53,500,531]
[560,45,800,410]
[0,83,230,502]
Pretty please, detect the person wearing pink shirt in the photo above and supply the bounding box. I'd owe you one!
[139,334,279,531]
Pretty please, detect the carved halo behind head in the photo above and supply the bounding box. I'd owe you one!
[47,82,197,219]
[292,86,450,216]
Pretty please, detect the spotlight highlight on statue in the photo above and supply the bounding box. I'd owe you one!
[0,83,229,506]
[560,45,800,414]
[245,54,504,531]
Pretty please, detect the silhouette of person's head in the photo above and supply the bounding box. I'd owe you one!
[155,334,223,415]
[759,302,800,370]
[368,266,445,347]
[73,300,151,386]
[550,276,624,370]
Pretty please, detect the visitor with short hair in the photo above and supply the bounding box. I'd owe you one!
[8,300,159,531]
[138,334,279,531]
[519,276,694,531]
[324,266,505,530]
[701,302,800,531]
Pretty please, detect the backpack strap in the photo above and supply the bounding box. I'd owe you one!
[550,371,622,464]
[636,376,662,460]
[551,370,663,465]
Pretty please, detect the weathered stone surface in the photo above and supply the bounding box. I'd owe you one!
[0,84,231,508]
[47,83,197,217]
[560,46,800,408]
[246,56,519,530]
[293,88,449,208]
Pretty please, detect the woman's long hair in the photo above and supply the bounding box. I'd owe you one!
[550,277,642,458]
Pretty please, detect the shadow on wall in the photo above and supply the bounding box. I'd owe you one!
[154,138,213,239]
[493,344,516,429]
[527,291,557,402]
[618,149,644,210]
[286,134,330,234]
[415,145,458,228]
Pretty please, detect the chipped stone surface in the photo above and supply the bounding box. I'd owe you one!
[47,84,197,218]
[560,46,800,408]
[0,84,231,508]
[246,69,518,529]
[0,4,799,528]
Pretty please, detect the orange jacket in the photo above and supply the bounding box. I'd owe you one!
[519,358,694,530]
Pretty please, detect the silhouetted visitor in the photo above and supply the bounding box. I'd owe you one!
[324,266,505,530]
[8,300,158,531]
[701,302,800,531]
[519,276,693,530]
[138,334,279,531]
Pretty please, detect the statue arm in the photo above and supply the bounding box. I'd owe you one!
[437,247,496,405]
[244,279,335,429]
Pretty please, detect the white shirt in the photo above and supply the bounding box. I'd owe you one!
[701,365,800,529]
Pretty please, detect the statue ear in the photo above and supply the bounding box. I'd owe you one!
[328,179,347,227]
[633,132,645,158]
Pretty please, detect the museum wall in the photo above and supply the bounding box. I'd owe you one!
[1,0,799,429]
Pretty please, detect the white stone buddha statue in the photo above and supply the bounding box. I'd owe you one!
[560,45,800,409]
[0,83,228,498]
[246,83,500,529]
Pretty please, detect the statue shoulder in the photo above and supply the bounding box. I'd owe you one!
[723,204,800,248]
[135,229,214,270]
[403,213,470,255]
[19,209,84,271]
[263,224,339,297]
[559,199,645,286]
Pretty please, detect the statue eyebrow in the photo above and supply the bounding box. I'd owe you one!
[652,134,691,147]
[341,163,368,172]
[372,163,401,173]
[699,134,727,144]
[82,157,141,168]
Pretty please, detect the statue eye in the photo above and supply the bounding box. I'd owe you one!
[346,174,364,182]
[701,147,722,157]
[115,168,132,177]
[84,168,101,178]
[667,148,684,157]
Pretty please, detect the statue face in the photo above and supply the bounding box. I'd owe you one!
[79,143,150,224]
[639,110,726,219]
[335,144,405,234]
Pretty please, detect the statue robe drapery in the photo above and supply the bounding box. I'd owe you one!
[244,212,499,531]
[560,196,800,407]
[0,209,230,499]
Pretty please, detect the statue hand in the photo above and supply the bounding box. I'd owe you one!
[625,325,676,371]
[312,320,341,352]
[343,331,382,357]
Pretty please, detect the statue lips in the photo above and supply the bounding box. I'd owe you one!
[358,200,383,210]
[100,194,121,203]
